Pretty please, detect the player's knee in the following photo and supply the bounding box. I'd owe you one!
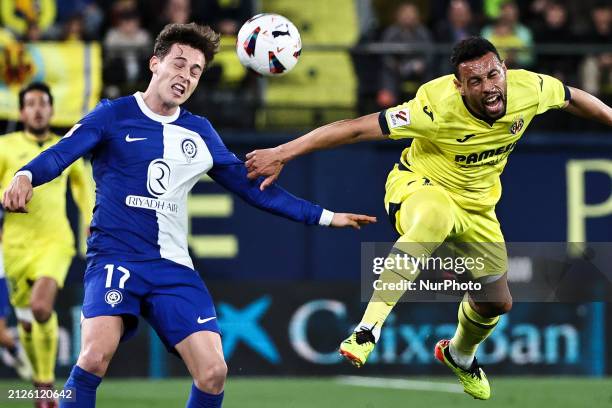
[193,359,227,394]
[477,298,513,317]
[77,348,114,377]
[30,301,52,323]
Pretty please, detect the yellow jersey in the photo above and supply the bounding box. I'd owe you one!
[0,131,94,250]
[381,69,569,210]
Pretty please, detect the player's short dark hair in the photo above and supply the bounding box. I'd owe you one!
[153,23,220,68]
[18,82,53,110]
[450,37,502,78]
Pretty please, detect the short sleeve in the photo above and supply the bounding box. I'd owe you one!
[380,86,439,140]
[534,72,570,114]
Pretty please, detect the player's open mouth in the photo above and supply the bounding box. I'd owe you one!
[171,84,186,97]
[483,94,503,114]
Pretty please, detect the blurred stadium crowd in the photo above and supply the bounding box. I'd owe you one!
[0,0,610,130]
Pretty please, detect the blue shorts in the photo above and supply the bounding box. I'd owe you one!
[82,257,220,353]
[0,277,10,318]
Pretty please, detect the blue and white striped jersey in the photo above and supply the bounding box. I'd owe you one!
[21,93,328,269]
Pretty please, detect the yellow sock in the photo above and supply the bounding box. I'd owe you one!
[450,298,499,368]
[18,323,37,379]
[361,242,431,340]
[32,312,58,384]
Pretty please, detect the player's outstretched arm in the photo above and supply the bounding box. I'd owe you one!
[3,100,111,213]
[209,160,376,229]
[245,112,385,190]
[563,86,612,126]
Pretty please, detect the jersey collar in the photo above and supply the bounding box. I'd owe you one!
[22,131,53,146]
[134,92,180,123]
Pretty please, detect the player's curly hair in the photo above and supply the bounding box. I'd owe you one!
[450,37,502,79]
[153,23,220,68]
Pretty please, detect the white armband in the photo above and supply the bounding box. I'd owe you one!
[14,170,32,182]
[319,209,334,226]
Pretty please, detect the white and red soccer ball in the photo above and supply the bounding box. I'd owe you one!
[236,13,302,76]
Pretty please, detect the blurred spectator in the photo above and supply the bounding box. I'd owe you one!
[533,1,576,83]
[435,0,480,76]
[580,3,612,98]
[60,14,87,41]
[482,0,530,20]
[373,0,430,30]
[435,0,479,43]
[197,0,254,36]
[103,0,151,97]
[481,1,534,68]
[431,0,484,28]
[377,2,433,108]
[152,0,192,35]
[0,0,56,40]
[53,0,103,40]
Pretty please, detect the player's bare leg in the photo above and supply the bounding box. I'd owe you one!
[0,318,14,348]
[0,316,32,380]
[176,331,226,407]
[60,316,123,407]
[25,277,60,407]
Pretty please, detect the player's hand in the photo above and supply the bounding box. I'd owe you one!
[330,213,377,230]
[245,147,285,190]
[2,175,33,213]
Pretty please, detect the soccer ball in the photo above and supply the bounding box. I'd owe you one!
[236,13,302,76]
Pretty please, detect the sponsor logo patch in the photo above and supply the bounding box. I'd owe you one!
[388,108,410,128]
[105,289,123,307]
[181,138,198,163]
[125,195,179,214]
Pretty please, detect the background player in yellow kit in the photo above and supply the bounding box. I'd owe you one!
[0,205,33,380]
[244,37,612,400]
[0,82,94,406]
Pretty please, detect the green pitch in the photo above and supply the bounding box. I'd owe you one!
[1,376,611,407]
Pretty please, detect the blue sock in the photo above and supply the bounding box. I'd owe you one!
[60,365,102,407]
[186,383,224,408]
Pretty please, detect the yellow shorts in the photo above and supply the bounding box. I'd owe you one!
[384,164,507,279]
[3,245,74,308]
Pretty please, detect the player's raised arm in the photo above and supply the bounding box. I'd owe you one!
[2,100,112,213]
[245,112,385,189]
[562,86,612,126]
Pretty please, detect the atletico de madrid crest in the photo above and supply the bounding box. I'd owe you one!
[510,117,524,135]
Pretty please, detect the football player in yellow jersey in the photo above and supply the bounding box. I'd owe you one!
[0,82,94,407]
[245,38,612,400]
[0,206,33,380]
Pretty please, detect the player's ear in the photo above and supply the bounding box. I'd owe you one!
[149,56,159,74]
[453,77,464,95]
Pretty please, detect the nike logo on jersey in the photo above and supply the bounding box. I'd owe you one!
[125,134,147,142]
[456,134,476,143]
[197,316,217,324]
